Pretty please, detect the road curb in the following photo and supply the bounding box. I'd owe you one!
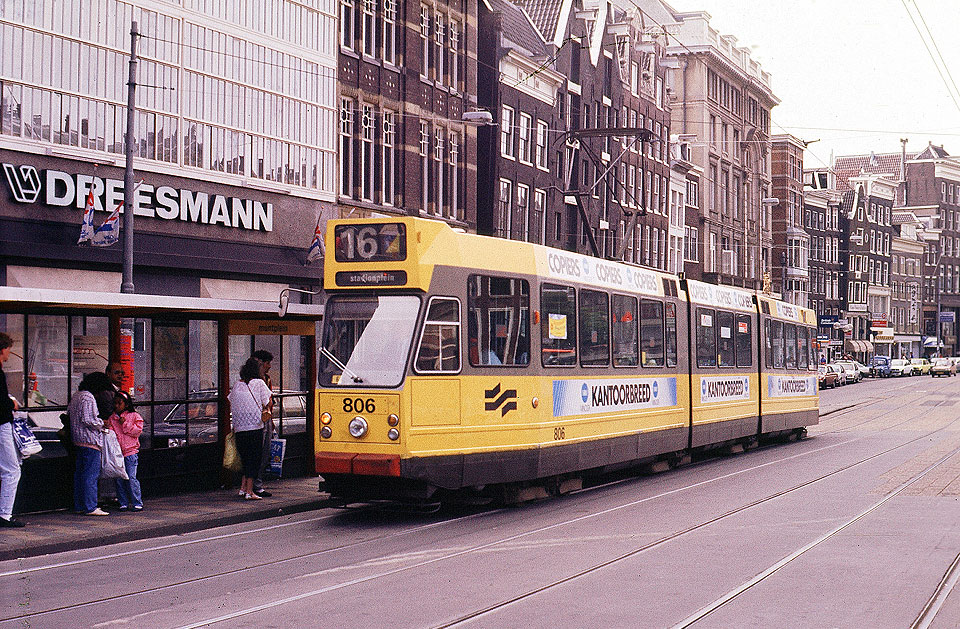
[0,498,329,562]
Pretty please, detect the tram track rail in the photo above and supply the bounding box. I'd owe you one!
[3,379,952,627]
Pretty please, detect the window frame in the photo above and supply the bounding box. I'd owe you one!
[696,307,717,368]
[414,296,462,374]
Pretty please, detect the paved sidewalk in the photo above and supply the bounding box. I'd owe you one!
[0,476,328,562]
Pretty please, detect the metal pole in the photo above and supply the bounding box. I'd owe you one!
[121,20,139,294]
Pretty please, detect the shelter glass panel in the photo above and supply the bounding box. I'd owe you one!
[27,315,69,410]
[0,315,24,406]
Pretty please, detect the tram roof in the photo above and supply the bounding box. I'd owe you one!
[0,286,324,318]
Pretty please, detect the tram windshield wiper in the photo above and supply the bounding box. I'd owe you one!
[319,346,363,383]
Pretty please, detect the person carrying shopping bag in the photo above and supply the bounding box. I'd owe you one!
[69,372,114,516]
[107,391,144,512]
[227,357,272,501]
[0,332,24,528]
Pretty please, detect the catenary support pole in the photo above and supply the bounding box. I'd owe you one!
[121,20,139,294]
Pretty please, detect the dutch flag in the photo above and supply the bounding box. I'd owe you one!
[77,186,97,245]
[306,216,324,264]
[91,203,122,247]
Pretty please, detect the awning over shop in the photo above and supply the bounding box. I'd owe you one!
[0,286,324,318]
[844,339,875,353]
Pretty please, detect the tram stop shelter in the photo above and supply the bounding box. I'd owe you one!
[0,286,323,513]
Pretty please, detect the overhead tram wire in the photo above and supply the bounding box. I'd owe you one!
[900,0,960,116]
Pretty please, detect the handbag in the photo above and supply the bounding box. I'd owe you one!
[222,431,242,473]
[11,411,42,458]
[246,382,272,424]
[100,430,129,479]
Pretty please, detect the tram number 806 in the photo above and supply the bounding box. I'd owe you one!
[343,398,376,414]
[554,427,565,440]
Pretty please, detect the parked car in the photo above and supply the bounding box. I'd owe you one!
[828,363,852,385]
[889,359,912,377]
[818,364,839,389]
[869,355,891,378]
[853,360,870,380]
[910,358,932,376]
[931,358,956,377]
[835,360,863,383]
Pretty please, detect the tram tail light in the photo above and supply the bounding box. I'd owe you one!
[320,412,332,425]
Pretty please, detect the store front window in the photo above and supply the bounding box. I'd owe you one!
[229,330,311,437]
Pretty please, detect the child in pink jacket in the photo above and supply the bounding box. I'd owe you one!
[107,391,144,511]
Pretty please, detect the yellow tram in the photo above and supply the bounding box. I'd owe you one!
[315,217,818,502]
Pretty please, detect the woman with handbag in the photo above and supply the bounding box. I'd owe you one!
[107,391,144,512]
[0,332,25,527]
[227,357,272,501]
[68,372,114,516]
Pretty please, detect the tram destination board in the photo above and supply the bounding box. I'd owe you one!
[334,223,407,262]
[335,270,408,287]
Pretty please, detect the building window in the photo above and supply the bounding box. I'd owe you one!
[419,121,430,211]
[518,113,532,164]
[449,19,460,89]
[517,184,530,241]
[340,0,355,49]
[384,0,398,64]
[499,179,513,238]
[535,120,549,169]
[501,106,515,158]
[362,0,376,56]
[360,104,374,201]
[434,126,445,216]
[449,129,460,220]
[534,188,547,244]
[434,12,446,83]
[685,226,700,262]
[339,99,354,198]
[382,111,395,206]
[420,5,431,78]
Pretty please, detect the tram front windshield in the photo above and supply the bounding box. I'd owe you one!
[320,295,420,387]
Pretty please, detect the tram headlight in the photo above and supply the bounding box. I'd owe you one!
[320,426,332,439]
[320,412,332,425]
[387,413,400,427]
[387,428,400,441]
[348,416,368,438]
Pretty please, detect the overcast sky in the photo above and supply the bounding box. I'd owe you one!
[666,0,960,168]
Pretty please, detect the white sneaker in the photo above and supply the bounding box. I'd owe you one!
[84,508,109,516]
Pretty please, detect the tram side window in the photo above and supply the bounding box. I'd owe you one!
[808,327,817,367]
[665,302,678,368]
[468,275,530,367]
[784,323,797,369]
[640,299,665,367]
[771,320,785,368]
[797,326,808,370]
[415,297,461,373]
[764,320,772,368]
[735,314,752,367]
[611,294,639,367]
[717,311,735,367]
[696,308,717,368]
[541,284,577,366]
[579,289,610,366]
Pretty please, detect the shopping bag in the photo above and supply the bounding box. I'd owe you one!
[268,438,286,477]
[223,431,242,473]
[11,411,42,458]
[100,431,128,479]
